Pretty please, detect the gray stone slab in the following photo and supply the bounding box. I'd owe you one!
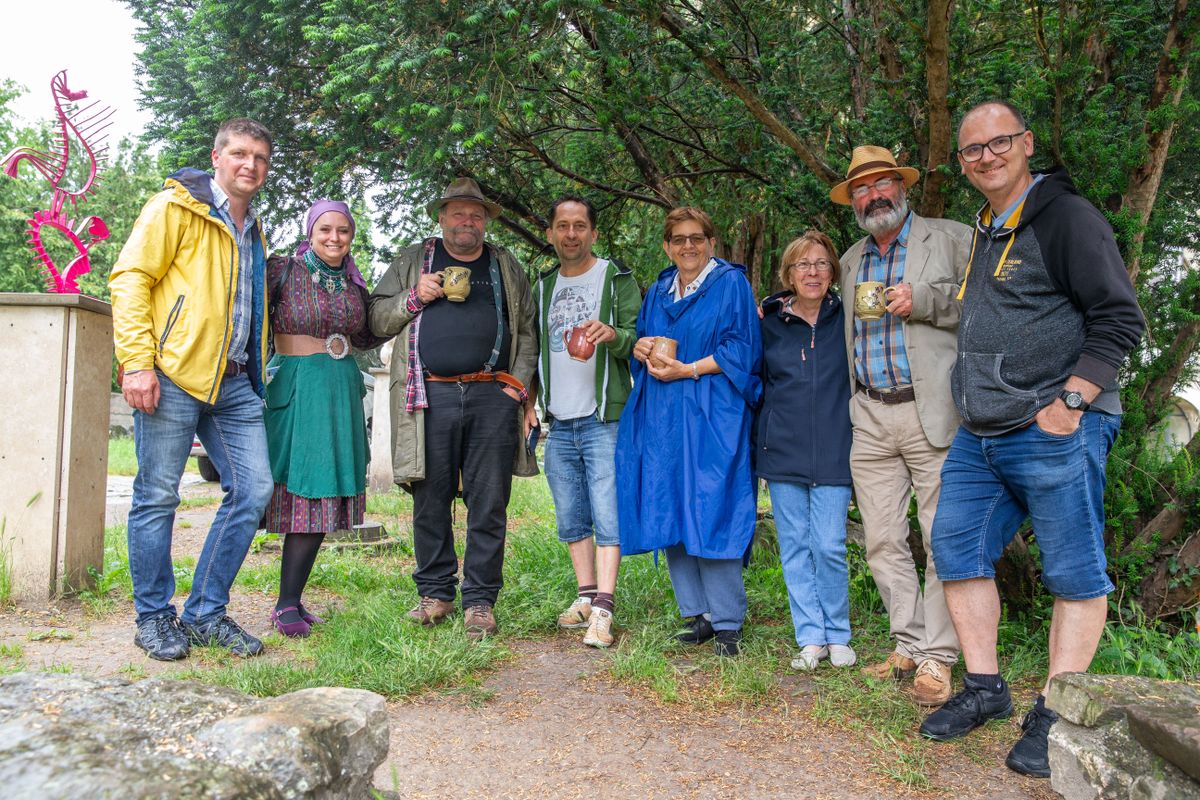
[1126,702,1200,783]
[0,671,389,799]
[1047,672,1200,727]
[1049,716,1200,800]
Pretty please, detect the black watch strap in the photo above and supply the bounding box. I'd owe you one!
[1059,389,1091,412]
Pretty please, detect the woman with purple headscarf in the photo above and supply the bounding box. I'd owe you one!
[264,200,385,636]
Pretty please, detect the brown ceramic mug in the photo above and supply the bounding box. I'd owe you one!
[439,266,472,302]
[651,336,678,361]
[563,326,596,362]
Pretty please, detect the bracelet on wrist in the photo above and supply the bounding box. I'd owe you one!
[691,362,699,380]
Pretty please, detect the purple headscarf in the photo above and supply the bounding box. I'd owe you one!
[294,199,368,289]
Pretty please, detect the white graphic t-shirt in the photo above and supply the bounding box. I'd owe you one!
[546,259,608,420]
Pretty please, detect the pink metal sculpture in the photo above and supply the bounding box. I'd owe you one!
[1,70,113,294]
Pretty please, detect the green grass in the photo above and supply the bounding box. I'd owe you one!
[0,518,12,606]
[108,436,199,476]
[0,643,25,675]
[107,436,139,476]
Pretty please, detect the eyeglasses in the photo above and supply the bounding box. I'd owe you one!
[787,259,833,274]
[849,177,897,200]
[668,234,709,247]
[957,131,1027,163]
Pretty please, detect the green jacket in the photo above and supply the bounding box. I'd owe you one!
[533,258,640,422]
[368,238,539,486]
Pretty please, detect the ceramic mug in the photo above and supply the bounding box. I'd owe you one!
[651,336,678,361]
[854,281,894,321]
[563,325,596,362]
[439,266,472,302]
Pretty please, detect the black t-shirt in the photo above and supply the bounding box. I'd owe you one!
[418,241,512,376]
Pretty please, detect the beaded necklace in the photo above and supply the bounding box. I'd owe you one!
[303,249,345,294]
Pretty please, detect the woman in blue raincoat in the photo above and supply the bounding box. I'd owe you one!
[616,207,762,657]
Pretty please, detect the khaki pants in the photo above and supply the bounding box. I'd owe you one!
[849,391,959,664]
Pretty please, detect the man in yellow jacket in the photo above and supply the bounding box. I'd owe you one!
[109,118,274,661]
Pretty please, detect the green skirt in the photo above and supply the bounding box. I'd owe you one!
[265,354,368,499]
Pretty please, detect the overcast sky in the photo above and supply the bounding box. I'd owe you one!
[0,0,151,144]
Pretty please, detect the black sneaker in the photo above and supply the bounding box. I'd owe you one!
[134,614,190,661]
[713,628,742,658]
[1005,703,1058,778]
[675,615,716,645]
[919,674,1013,741]
[184,614,264,657]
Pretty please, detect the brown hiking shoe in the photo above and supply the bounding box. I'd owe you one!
[464,604,497,640]
[909,659,953,706]
[408,596,455,626]
[860,651,918,681]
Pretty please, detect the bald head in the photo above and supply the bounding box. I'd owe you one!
[958,100,1027,141]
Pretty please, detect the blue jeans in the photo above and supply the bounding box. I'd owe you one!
[767,481,853,647]
[931,413,1120,600]
[664,545,747,631]
[544,414,620,547]
[128,371,273,625]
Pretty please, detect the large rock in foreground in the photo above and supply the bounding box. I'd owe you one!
[1047,672,1200,800]
[0,672,389,799]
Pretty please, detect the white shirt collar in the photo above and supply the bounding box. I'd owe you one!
[671,257,718,301]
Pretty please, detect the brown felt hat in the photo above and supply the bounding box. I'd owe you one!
[829,145,920,206]
[426,177,502,220]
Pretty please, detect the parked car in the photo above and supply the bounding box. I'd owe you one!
[191,371,376,482]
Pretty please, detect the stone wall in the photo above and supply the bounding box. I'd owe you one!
[110,391,133,436]
[1047,672,1200,799]
[0,672,390,799]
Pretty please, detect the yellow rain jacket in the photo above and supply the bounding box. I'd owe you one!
[110,168,269,403]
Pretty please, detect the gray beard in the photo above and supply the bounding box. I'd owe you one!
[857,194,909,238]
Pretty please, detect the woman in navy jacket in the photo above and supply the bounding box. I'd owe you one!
[757,230,855,671]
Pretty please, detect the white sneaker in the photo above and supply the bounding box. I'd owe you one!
[583,608,614,648]
[790,644,829,671]
[828,644,857,667]
[557,597,592,629]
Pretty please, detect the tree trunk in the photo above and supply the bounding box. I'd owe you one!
[1139,531,1200,620]
[1121,0,1195,282]
[918,0,954,219]
[1138,273,1200,413]
[995,533,1042,614]
[843,0,868,119]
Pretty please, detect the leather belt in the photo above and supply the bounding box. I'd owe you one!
[857,382,915,404]
[274,333,352,359]
[426,370,526,395]
[224,360,248,376]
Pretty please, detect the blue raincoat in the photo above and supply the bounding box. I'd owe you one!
[616,259,762,560]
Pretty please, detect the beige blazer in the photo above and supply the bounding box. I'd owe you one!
[839,213,973,448]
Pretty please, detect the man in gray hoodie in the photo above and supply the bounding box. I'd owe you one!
[919,100,1144,780]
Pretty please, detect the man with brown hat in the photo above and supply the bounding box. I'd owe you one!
[831,146,970,705]
[368,177,538,639]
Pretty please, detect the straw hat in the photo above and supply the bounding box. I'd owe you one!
[427,177,502,219]
[829,146,920,205]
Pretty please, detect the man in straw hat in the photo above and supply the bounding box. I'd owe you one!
[831,145,971,705]
[369,177,538,640]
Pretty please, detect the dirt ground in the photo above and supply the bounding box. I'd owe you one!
[0,480,1060,800]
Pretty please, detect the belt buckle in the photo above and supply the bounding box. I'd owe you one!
[324,333,349,359]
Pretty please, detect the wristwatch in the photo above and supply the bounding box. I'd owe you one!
[1059,389,1090,412]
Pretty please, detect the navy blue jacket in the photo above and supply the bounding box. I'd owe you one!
[755,290,852,485]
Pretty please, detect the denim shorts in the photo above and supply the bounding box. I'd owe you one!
[544,414,620,547]
[931,412,1121,600]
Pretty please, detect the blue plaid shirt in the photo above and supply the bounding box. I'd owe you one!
[854,212,913,389]
[210,179,259,365]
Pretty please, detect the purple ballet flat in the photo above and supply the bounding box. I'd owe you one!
[270,606,311,638]
[298,605,325,626]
